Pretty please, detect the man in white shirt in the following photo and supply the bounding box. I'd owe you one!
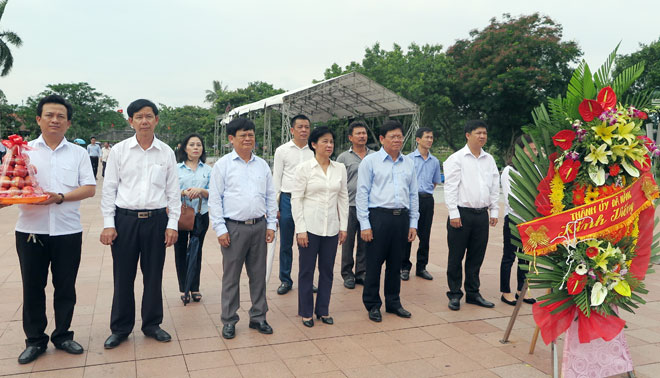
[101,142,111,177]
[100,99,181,348]
[14,95,96,364]
[209,118,277,339]
[272,114,313,295]
[443,120,499,311]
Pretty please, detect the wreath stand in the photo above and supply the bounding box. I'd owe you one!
[500,282,636,378]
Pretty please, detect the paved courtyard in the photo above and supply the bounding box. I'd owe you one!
[0,181,659,377]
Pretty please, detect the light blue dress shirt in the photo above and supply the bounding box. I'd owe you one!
[408,149,442,194]
[356,148,419,230]
[178,161,212,215]
[208,150,278,236]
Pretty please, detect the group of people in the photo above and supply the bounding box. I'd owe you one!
[85,137,112,179]
[9,94,535,366]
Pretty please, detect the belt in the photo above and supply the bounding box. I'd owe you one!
[418,193,434,199]
[225,217,264,225]
[371,207,409,216]
[458,206,488,214]
[116,207,167,219]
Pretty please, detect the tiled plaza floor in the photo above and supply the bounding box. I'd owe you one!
[0,180,658,377]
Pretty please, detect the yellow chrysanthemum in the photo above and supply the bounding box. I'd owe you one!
[632,217,639,239]
[585,191,600,204]
[549,174,565,213]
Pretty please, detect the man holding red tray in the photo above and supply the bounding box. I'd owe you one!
[12,95,96,364]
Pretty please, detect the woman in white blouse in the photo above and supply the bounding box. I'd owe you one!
[292,126,349,327]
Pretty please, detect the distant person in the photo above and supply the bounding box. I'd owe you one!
[101,142,111,177]
[500,134,537,306]
[87,136,101,179]
[336,121,374,289]
[443,120,499,311]
[100,99,181,349]
[272,114,313,295]
[174,133,211,304]
[401,127,442,281]
[292,126,348,327]
[14,95,96,364]
[208,118,277,339]
[356,120,418,322]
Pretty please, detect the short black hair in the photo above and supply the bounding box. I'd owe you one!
[415,127,433,139]
[464,120,488,134]
[177,133,207,163]
[379,120,404,137]
[37,94,73,120]
[308,126,335,153]
[348,121,367,136]
[290,114,310,128]
[127,99,158,118]
[91,136,97,140]
[227,117,255,136]
[515,134,533,148]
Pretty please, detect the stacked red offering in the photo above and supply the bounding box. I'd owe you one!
[0,135,47,204]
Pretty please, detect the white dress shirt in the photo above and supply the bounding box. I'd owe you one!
[291,158,349,236]
[443,144,500,219]
[101,135,181,230]
[272,140,314,198]
[16,136,96,236]
[208,150,278,236]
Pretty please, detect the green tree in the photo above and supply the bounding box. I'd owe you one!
[213,81,284,114]
[614,37,660,96]
[321,43,462,150]
[157,105,215,148]
[0,0,22,76]
[20,82,127,140]
[447,13,582,153]
[204,80,227,106]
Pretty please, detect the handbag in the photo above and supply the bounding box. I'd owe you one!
[178,196,202,231]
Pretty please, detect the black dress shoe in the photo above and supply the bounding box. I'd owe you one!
[416,270,433,280]
[344,277,356,289]
[55,339,84,354]
[448,298,460,311]
[516,293,537,304]
[222,324,235,339]
[368,307,382,322]
[466,295,495,308]
[317,315,334,325]
[302,318,314,327]
[313,285,318,293]
[104,334,128,349]
[18,345,46,364]
[386,307,412,318]
[400,270,410,281]
[501,295,517,306]
[249,320,273,334]
[144,328,171,342]
[277,283,292,295]
[355,275,365,285]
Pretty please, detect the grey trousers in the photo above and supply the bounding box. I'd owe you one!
[220,220,268,325]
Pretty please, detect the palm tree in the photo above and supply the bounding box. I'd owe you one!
[204,80,226,104]
[0,0,22,76]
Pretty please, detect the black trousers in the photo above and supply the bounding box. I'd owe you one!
[403,194,434,271]
[174,212,209,293]
[340,206,367,280]
[110,210,167,336]
[298,233,338,318]
[446,207,489,300]
[16,231,82,347]
[102,161,107,177]
[362,209,408,311]
[500,215,525,293]
[90,156,99,178]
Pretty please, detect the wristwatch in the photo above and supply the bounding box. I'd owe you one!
[55,193,64,205]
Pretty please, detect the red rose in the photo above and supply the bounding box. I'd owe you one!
[552,130,576,150]
[609,164,620,176]
[638,111,648,120]
[633,155,652,172]
[597,86,616,110]
[586,246,599,258]
[558,159,581,183]
[567,272,587,295]
[579,99,604,122]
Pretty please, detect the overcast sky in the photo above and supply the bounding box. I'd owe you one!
[1,0,659,111]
